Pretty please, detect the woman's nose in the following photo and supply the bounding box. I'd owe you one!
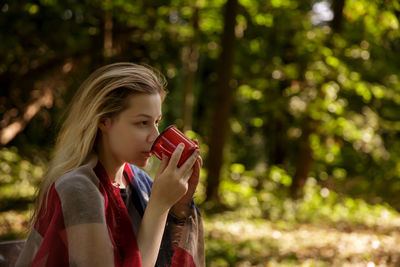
[149,126,159,143]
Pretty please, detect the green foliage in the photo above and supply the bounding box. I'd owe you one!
[3,0,399,208]
[0,147,46,240]
[298,178,398,226]
[0,147,45,211]
[209,163,399,227]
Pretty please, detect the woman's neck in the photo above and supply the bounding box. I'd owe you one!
[96,141,126,188]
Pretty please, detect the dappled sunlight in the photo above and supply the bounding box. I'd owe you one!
[202,169,400,266]
[205,216,400,266]
[0,210,30,241]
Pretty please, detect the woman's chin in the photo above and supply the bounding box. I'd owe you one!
[130,158,149,168]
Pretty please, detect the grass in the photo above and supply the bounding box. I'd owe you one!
[204,214,400,266]
[2,201,400,266]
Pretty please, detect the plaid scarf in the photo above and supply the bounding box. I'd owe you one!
[16,154,205,267]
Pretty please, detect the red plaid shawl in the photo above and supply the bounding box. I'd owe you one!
[16,155,205,267]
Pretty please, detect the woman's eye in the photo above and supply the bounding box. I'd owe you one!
[137,121,148,126]
[135,119,160,127]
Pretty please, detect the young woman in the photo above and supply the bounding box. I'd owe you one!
[16,63,205,267]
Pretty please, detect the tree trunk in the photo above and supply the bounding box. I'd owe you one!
[103,0,113,58]
[331,0,345,33]
[268,121,287,166]
[0,62,75,145]
[206,0,238,202]
[182,7,199,132]
[290,119,313,198]
[290,0,346,197]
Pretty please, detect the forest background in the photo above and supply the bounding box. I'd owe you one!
[1,0,400,266]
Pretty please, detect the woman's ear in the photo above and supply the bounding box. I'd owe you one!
[99,118,111,133]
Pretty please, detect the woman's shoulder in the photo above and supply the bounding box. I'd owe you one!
[52,163,106,226]
[54,163,101,197]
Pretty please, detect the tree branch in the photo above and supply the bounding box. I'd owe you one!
[0,61,75,145]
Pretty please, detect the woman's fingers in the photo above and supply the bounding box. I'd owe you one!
[179,150,199,179]
[197,156,203,168]
[192,140,202,167]
[167,143,185,169]
[156,153,169,177]
[151,147,201,209]
[182,168,194,183]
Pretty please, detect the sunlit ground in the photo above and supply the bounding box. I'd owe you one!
[204,213,400,267]
[2,207,400,266]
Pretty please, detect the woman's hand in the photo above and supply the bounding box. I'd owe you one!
[137,142,200,267]
[138,144,198,267]
[150,143,200,212]
[170,139,202,219]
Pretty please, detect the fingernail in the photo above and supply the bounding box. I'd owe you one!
[178,143,185,149]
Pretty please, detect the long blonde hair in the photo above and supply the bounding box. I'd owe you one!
[31,62,167,225]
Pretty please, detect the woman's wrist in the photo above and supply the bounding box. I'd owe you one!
[170,201,193,220]
[147,195,171,216]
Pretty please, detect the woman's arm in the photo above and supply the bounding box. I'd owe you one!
[136,143,199,267]
[136,197,169,267]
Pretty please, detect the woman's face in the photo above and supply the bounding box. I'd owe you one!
[99,93,162,167]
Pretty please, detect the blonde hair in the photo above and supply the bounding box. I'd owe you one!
[31,62,167,225]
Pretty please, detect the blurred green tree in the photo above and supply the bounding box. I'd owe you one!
[1,0,400,209]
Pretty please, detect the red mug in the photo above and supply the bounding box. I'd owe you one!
[151,125,199,167]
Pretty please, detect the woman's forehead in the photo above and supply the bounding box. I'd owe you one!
[123,93,162,118]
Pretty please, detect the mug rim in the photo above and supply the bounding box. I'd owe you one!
[150,124,176,153]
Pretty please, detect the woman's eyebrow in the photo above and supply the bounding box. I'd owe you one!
[132,113,162,119]
[134,113,152,118]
